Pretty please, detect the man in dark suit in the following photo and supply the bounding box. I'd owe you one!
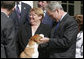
[38,1,55,28]
[9,1,31,33]
[1,1,17,58]
[39,1,79,58]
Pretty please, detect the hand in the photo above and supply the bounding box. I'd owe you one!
[39,37,49,44]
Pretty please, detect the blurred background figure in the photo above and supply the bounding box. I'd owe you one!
[1,1,17,58]
[9,1,31,33]
[38,1,55,28]
[74,15,83,58]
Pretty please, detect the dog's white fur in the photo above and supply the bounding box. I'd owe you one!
[32,34,44,58]
[20,34,44,58]
[26,42,39,58]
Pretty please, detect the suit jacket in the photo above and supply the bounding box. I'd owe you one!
[46,14,79,58]
[9,2,31,33]
[1,12,17,58]
[42,12,55,28]
[17,22,51,58]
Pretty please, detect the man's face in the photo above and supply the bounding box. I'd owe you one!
[47,10,57,20]
[38,1,48,10]
[47,9,61,22]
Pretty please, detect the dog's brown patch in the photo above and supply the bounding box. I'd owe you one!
[20,34,43,58]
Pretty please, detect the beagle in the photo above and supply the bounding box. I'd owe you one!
[20,34,44,58]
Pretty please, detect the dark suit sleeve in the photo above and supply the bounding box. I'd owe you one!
[48,19,79,49]
[4,19,17,58]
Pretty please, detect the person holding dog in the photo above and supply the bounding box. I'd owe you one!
[17,8,51,58]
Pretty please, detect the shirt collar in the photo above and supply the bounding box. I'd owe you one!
[1,11,9,18]
[44,10,46,13]
[15,1,21,5]
[19,2,21,5]
[43,10,46,16]
[60,12,67,21]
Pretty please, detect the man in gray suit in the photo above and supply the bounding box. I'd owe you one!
[1,1,17,58]
[39,1,79,58]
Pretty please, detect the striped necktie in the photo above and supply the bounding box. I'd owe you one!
[16,2,21,19]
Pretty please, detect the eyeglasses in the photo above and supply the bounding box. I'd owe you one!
[29,14,36,17]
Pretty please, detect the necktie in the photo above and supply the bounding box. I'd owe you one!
[54,21,60,33]
[16,2,21,19]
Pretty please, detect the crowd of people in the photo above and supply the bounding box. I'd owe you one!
[1,1,83,58]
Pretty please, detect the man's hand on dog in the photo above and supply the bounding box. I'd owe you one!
[39,37,49,44]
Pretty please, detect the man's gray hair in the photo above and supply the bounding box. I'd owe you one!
[46,1,63,11]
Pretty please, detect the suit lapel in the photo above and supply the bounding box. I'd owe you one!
[21,2,27,20]
[25,23,32,41]
[21,2,24,19]
[51,26,56,37]
[35,23,42,35]
[53,14,69,36]
[58,14,69,31]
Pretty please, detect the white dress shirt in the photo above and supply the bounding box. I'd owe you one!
[75,31,83,58]
[15,2,21,13]
[60,12,67,21]
[43,10,46,16]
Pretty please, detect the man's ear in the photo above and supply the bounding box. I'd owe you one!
[55,9,60,15]
[12,7,15,11]
[56,9,59,13]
